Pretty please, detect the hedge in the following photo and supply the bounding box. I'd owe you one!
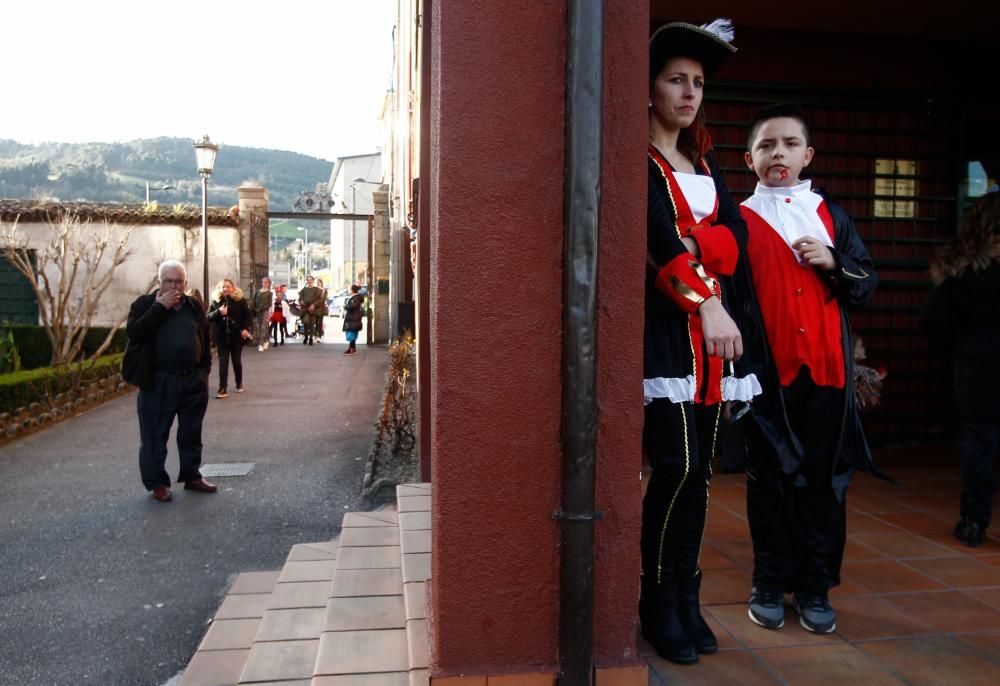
[0,353,124,415]
[0,324,127,370]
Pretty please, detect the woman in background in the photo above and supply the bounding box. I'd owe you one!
[207,278,252,398]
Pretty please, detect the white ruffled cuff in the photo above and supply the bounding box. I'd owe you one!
[643,373,762,405]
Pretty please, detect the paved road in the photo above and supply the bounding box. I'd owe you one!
[0,335,387,686]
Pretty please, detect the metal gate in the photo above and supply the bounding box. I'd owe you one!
[248,212,269,291]
[0,253,39,324]
[708,86,961,445]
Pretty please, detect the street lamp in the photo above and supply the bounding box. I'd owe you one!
[144,182,176,205]
[193,134,219,297]
[297,226,309,275]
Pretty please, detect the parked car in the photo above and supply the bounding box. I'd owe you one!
[327,288,351,317]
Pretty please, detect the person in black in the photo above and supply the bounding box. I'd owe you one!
[921,191,1000,547]
[342,285,365,354]
[207,278,252,398]
[123,260,217,502]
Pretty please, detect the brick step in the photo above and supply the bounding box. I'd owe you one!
[178,484,431,686]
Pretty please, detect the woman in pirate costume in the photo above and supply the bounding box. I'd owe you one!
[641,19,761,664]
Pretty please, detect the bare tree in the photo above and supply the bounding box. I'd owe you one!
[0,211,134,366]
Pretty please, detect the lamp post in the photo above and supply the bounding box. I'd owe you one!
[145,182,176,205]
[193,134,219,297]
[297,226,309,275]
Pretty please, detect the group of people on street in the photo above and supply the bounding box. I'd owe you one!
[641,18,881,664]
[123,265,367,503]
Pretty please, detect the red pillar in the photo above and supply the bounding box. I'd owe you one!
[428,0,646,680]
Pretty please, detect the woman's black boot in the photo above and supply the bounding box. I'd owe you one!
[677,571,718,654]
[640,579,699,665]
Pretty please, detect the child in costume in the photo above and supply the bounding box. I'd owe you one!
[740,104,880,634]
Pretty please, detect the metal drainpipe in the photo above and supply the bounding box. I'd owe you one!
[555,1,603,684]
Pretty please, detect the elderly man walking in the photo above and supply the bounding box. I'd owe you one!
[123,260,217,502]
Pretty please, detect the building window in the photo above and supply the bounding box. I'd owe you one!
[874,159,917,218]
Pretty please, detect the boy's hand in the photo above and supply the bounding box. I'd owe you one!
[698,296,743,361]
[794,237,835,271]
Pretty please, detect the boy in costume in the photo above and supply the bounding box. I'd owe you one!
[740,104,879,633]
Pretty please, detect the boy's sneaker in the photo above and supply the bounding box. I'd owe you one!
[258,344,264,352]
[748,587,785,629]
[235,386,245,393]
[793,593,836,634]
[215,388,228,399]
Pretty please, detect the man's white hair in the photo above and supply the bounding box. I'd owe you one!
[158,260,187,281]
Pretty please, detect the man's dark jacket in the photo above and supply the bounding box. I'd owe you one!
[122,292,212,391]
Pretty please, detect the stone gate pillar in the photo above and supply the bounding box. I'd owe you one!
[237,182,268,290]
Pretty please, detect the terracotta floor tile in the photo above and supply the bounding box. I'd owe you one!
[401,530,432,555]
[906,555,1000,588]
[698,543,739,571]
[268,581,331,610]
[960,587,1000,612]
[704,509,750,541]
[876,511,952,533]
[402,552,432,583]
[336,545,401,570]
[756,643,904,685]
[828,595,932,641]
[325,594,406,631]
[841,560,945,593]
[846,511,902,534]
[215,592,272,620]
[829,575,874,597]
[892,494,960,512]
[278,560,337,583]
[847,495,912,515]
[851,532,955,559]
[707,540,754,571]
[858,636,1000,686]
[700,568,753,606]
[314,628,409,674]
[229,570,281,594]
[646,649,783,685]
[330,568,404,597]
[256,607,326,641]
[882,590,1000,633]
[313,674,409,686]
[198,617,261,651]
[341,526,401,548]
[239,639,319,683]
[178,648,250,686]
[343,511,399,527]
[982,554,1000,566]
[843,538,886,561]
[706,602,843,649]
[955,632,1000,663]
[404,581,427,620]
[398,511,432,531]
[287,542,339,561]
[918,529,984,555]
[397,495,431,512]
[707,492,747,513]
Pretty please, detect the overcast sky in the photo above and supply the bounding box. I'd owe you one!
[1,0,394,163]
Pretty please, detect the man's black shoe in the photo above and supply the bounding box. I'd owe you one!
[954,517,986,547]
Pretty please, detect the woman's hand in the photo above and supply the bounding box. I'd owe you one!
[698,296,742,360]
[219,304,228,316]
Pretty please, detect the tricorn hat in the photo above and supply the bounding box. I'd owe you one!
[649,18,736,81]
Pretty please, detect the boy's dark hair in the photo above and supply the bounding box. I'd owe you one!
[746,103,811,150]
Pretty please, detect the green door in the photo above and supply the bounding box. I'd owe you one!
[0,254,39,324]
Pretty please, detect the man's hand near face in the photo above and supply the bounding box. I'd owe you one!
[156,286,183,309]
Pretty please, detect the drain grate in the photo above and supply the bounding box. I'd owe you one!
[199,462,255,477]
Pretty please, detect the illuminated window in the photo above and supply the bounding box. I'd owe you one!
[874,159,916,218]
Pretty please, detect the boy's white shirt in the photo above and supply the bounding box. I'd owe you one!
[741,180,833,264]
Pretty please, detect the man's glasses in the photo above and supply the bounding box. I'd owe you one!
[161,279,185,285]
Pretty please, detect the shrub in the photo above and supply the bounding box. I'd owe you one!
[0,324,126,370]
[0,353,124,414]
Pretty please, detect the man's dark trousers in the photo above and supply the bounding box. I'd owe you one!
[137,370,209,490]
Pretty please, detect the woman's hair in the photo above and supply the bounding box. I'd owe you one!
[931,192,1000,283]
[213,278,244,301]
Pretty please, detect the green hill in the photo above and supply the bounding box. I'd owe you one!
[0,137,333,211]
